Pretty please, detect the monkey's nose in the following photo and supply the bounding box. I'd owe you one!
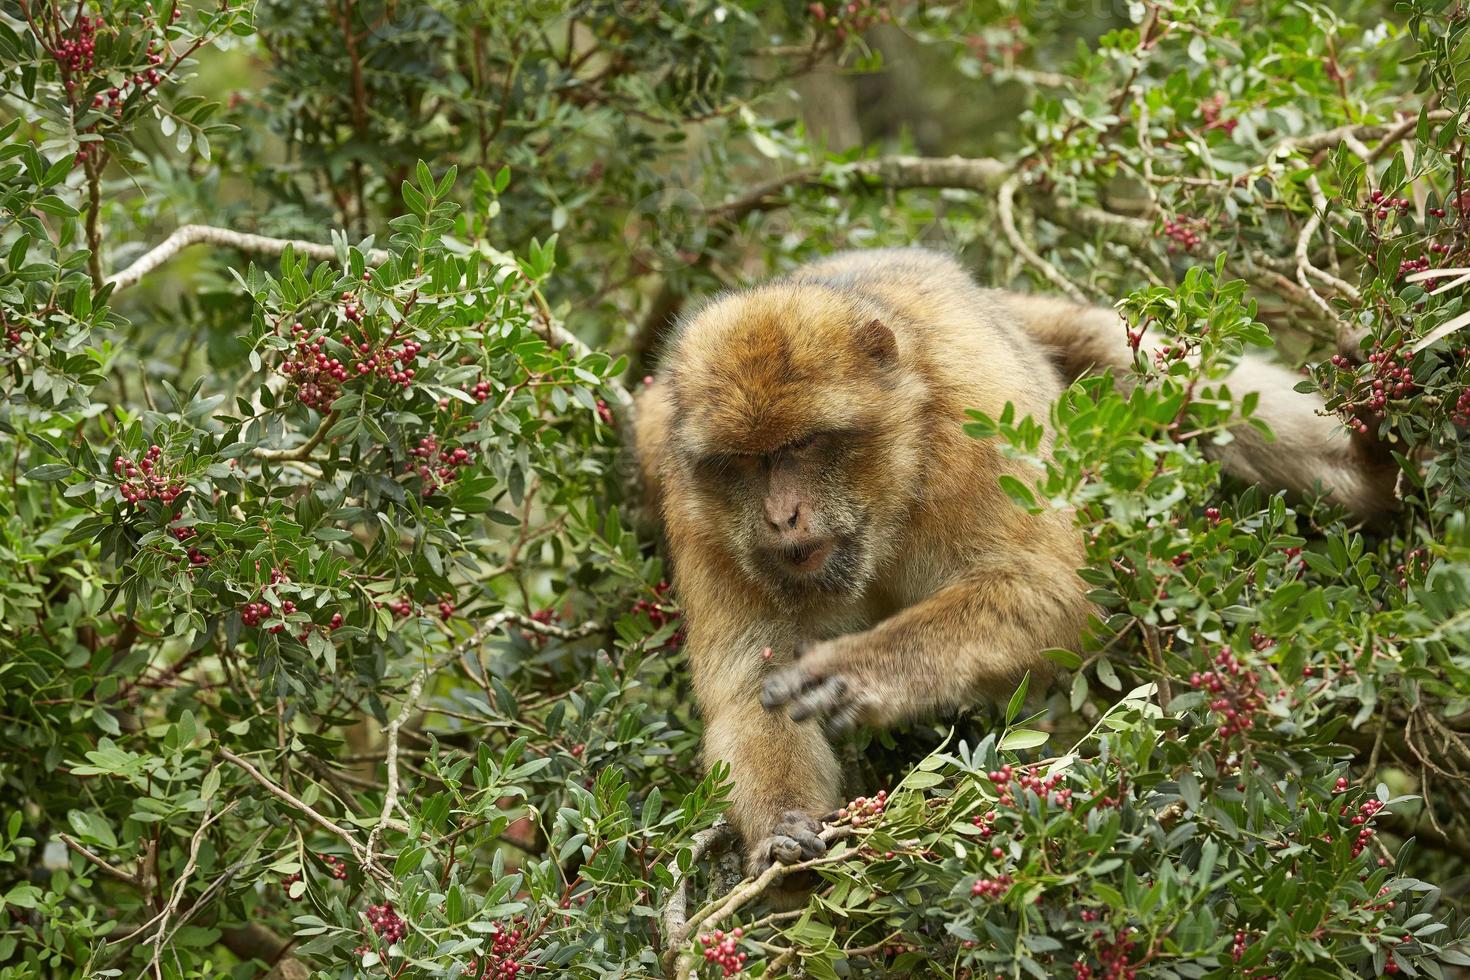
[765,499,801,532]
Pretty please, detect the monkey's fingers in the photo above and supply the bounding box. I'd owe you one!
[767,832,825,864]
[763,810,827,865]
[786,676,848,724]
[760,665,818,710]
[822,700,864,736]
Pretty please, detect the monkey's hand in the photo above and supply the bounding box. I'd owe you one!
[759,638,883,734]
[748,809,827,876]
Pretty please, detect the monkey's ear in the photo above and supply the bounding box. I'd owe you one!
[855,318,896,363]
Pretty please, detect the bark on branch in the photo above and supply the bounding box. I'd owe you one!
[105,224,391,293]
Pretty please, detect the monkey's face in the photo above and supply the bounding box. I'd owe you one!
[667,286,928,604]
[690,429,874,597]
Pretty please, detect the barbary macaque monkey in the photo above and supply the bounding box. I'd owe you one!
[632,247,1396,877]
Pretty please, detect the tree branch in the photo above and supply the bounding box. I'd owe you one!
[254,411,338,462]
[105,224,391,293]
[219,747,386,880]
[58,832,141,885]
[662,824,855,978]
[1294,175,1362,316]
[998,174,1089,304]
[139,798,235,980]
[659,820,737,969]
[107,225,632,408]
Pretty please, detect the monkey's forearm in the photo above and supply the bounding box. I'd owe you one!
[702,699,842,847]
[762,562,1090,730]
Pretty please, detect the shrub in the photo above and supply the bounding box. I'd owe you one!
[2,1,1470,978]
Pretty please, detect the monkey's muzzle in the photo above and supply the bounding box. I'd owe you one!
[782,539,834,574]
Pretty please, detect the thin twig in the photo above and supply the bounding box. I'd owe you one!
[254,410,338,462]
[998,175,1089,304]
[138,797,236,980]
[218,748,383,878]
[58,833,140,885]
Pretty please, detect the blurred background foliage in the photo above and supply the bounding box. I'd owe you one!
[4,0,1470,977]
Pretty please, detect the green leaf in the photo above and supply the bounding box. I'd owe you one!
[998,729,1049,751]
[1005,673,1030,726]
[997,474,1038,510]
[24,464,70,481]
[32,194,79,217]
[1043,648,1083,670]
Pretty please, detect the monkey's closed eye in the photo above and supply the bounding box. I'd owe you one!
[784,434,818,453]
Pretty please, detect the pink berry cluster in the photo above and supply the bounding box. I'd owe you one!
[462,920,527,979]
[1072,927,1139,980]
[409,435,474,496]
[806,0,891,42]
[1367,189,1411,221]
[1344,796,1387,858]
[1450,386,1470,427]
[595,398,615,426]
[363,901,407,943]
[1198,94,1238,135]
[970,872,1012,899]
[341,290,365,323]
[631,580,676,627]
[1397,253,1436,285]
[1189,645,1263,742]
[349,330,421,389]
[1162,215,1209,253]
[471,379,493,403]
[385,596,415,618]
[988,764,1075,811]
[1152,340,1190,370]
[698,927,747,977]
[632,580,684,649]
[53,15,101,75]
[437,594,457,620]
[240,568,344,637]
[282,853,348,898]
[1394,548,1429,590]
[113,445,185,506]
[88,38,166,118]
[836,789,887,826]
[1327,343,1415,435]
[278,322,350,411]
[240,598,294,630]
[168,512,196,542]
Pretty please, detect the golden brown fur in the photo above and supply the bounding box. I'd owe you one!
[633,247,1396,876]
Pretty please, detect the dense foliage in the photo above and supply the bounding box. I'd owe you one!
[3,0,1470,977]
